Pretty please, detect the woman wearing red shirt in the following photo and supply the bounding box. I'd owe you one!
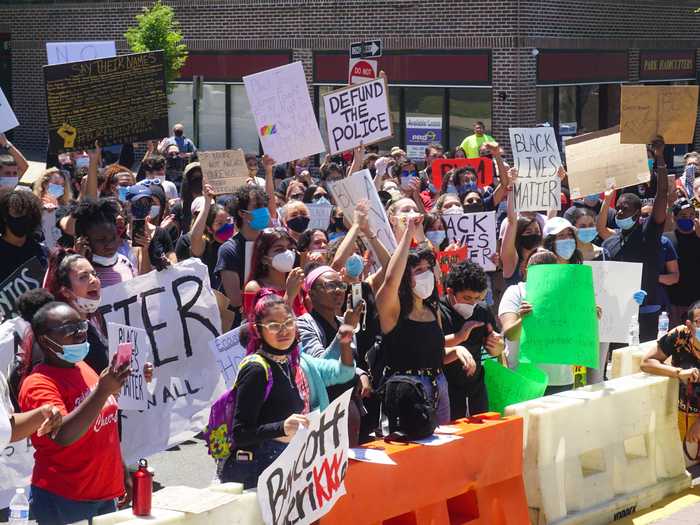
[19,301,130,525]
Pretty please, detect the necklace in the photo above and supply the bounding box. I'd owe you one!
[260,351,294,387]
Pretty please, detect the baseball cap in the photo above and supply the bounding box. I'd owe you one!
[672,197,692,215]
[126,183,153,201]
[543,216,574,237]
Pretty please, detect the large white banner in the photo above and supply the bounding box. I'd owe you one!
[99,259,224,463]
[257,389,352,525]
[443,211,497,271]
[244,61,325,165]
[46,41,116,65]
[208,326,246,389]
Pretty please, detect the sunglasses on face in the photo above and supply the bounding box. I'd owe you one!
[259,317,296,334]
[47,320,89,337]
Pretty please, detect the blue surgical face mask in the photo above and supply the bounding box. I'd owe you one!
[149,205,161,219]
[648,159,655,171]
[446,184,458,195]
[426,230,446,247]
[615,214,637,231]
[118,186,129,202]
[48,182,64,199]
[48,337,90,364]
[345,253,364,279]
[249,207,270,231]
[677,218,695,232]
[554,238,576,260]
[577,227,597,243]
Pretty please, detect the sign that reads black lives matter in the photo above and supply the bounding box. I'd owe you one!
[44,50,169,153]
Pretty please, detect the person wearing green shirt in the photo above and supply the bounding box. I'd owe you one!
[460,121,494,158]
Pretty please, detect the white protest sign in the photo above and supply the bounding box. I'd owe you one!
[329,169,397,254]
[0,87,19,134]
[107,322,152,411]
[513,176,561,212]
[585,261,643,343]
[98,259,224,463]
[257,389,352,525]
[323,78,393,155]
[244,62,325,165]
[307,203,333,231]
[208,326,246,389]
[509,127,562,179]
[443,211,497,271]
[46,41,116,65]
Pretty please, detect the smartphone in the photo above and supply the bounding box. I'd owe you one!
[351,283,363,308]
[132,219,146,247]
[116,342,133,369]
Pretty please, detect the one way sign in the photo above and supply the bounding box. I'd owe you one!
[349,40,382,59]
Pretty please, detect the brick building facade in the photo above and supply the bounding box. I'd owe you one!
[1,0,699,161]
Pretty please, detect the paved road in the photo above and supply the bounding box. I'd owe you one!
[148,436,217,491]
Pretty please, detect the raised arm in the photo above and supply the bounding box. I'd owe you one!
[347,143,364,177]
[651,138,668,226]
[190,184,214,258]
[84,143,100,201]
[500,168,519,279]
[596,187,616,240]
[488,143,510,206]
[0,133,28,177]
[331,201,367,271]
[263,155,278,220]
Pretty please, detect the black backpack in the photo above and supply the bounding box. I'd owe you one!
[380,375,437,440]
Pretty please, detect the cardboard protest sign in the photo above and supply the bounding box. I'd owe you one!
[307,202,333,231]
[509,127,562,179]
[258,389,352,525]
[107,322,152,411]
[244,61,325,165]
[483,360,548,414]
[513,175,561,212]
[443,211,497,271]
[46,41,116,65]
[208,326,246,389]
[98,259,224,463]
[521,264,599,369]
[0,87,19,134]
[620,85,699,145]
[323,78,393,155]
[44,51,168,152]
[437,245,468,276]
[19,160,47,186]
[329,169,397,255]
[430,157,494,190]
[584,261,642,344]
[0,257,45,321]
[198,149,249,195]
[564,127,650,199]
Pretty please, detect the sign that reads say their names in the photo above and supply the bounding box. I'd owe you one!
[244,62,325,165]
[0,257,45,321]
[208,326,246,389]
[107,323,152,411]
[44,51,168,152]
[98,258,224,463]
[0,87,19,134]
[198,149,249,195]
[46,41,116,65]
[258,389,353,525]
[323,78,393,155]
[443,211,497,271]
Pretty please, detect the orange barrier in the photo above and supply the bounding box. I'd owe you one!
[319,413,528,525]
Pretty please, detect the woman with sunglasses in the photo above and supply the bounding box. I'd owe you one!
[18,301,131,525]
[221,290,355,488]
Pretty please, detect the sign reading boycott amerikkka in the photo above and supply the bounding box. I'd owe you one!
[44,51,168,152]
[98,258,224,463]
[198,149,249,195]
[258,389,353,525]
[430,157,494,190]
[323,78,393,155]
[107,322,152,411]
[443,211,497,271]
[0,257,45,321]
[510,127,562,212]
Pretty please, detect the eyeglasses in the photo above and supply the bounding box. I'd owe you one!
[140,178,162,186]
[47,320,89,337]
[259,317,296,334]
[322,281,348,292]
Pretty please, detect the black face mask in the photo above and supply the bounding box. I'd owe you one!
[191,178,203,195]
[287,216,310,233]
[261,339,296,356]
[519,234,542,250]
[174,130,184,137]
[332,217,346,231]
[464,203,485,213]
[5,215,32,237]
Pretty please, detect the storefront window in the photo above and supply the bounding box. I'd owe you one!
[536,87,554,126]
[579,85,599,134]
[231,85,259,154]
[168,83,194,136]
[559,86,577,129]
[199,83,226,150]
[449,89,492,151]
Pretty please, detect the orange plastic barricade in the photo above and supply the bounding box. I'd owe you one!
[319,414,528,525]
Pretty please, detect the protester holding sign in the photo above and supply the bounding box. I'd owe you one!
[0,189,47,284]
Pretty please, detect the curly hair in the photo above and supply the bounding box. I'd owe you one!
[226,185,268,228]
[445,261,488,294]
[297,228,328,253]
[0,188,43,234]
[72,197,119,237]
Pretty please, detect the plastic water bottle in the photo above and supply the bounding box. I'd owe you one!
[628,315,640,348]
[9,488,29,525]
[657,311,669,339]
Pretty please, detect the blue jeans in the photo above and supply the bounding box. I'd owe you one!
[30,485,116,525]
[220,440,288,489]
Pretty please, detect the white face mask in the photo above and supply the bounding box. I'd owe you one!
[413,270,435,300]
[453,302,476,319]
[270,250,296,273]
[149,205,161,219]
[92,253,119,267]
[74,296,101,314]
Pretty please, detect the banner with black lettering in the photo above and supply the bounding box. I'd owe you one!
[443,211,497,271]
[98,259,224,463]
[257,389,352,525]
[0,257,45,321]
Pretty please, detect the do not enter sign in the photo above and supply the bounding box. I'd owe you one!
[348,58,378,85]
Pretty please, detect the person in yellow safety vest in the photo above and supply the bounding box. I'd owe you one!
[459,121,495,159]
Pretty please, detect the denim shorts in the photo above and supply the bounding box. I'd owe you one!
[220,440,288,489]
[30,485,116,525]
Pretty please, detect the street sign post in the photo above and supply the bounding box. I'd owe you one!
[349,39,382,59]
[348,58,378,85]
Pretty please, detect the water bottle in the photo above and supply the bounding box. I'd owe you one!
[628,315,639,348]
[657,311,669,339]
[9,488,29,525]
[131,458,153,516]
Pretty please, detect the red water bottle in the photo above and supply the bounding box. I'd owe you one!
[131,458,153,516]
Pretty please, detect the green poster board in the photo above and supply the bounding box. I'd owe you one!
[484,359,548,414]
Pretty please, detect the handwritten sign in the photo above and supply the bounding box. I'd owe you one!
[443,211,497,271]
[46,41,116,65]
[0,258,45,321]
[98,259,223,463]
[106,323,152,411]
[323,78,393,155]
[437,245,468,276]
[244,61,325,165]
[620,85,700,145]
[513,176,561,212]
[198,149,249,195]
[0,87,19,134]
[329,169,397,255]
[509,127,562,179]
[430,157,494,190]
[257,389,352,525]
[44,51,168,152]
[208,326,246,389]
[565,127,650,199]
[307,203,333,231]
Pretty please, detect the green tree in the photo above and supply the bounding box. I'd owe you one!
[125,0,188,94]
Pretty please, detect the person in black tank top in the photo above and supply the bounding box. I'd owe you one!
[376,214,477,425]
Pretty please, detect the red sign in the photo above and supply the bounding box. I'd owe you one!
[431,158,495,190]
[438,245,468,276]
[348,58,377,85]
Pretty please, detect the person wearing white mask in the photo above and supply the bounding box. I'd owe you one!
[439,261,505,419]
[376,214,475,424]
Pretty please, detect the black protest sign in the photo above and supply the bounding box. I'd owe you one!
[0,258,45,320]
[44,51,168,152]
